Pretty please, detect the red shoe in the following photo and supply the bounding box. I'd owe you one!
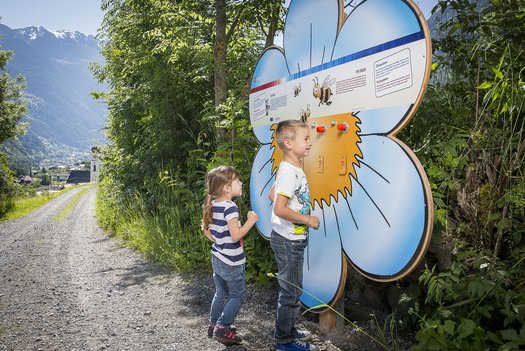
[208,323,236,338]
[212,325,242,345]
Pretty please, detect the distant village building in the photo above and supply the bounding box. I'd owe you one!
[52,173,69,182]
[90,146,101,184]
[18,175,33,185]
[90,160,100,183]
[66,170,90,184]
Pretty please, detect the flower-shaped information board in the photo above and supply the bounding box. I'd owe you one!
[249,0,433,311]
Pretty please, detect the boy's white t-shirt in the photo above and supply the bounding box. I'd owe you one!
[271,161,311,241]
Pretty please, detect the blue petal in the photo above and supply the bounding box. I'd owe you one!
[284,0,340,74]
[249,144,276,238]
[300,202,344,310]
[250,48,289,143]
[333,0,429,134]
[357,106,411,135]
[341,135,432,279]
[333,0,422,59]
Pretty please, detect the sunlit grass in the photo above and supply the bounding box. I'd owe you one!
[54,187,91,222]
[95,182,212,271]
[95,178,275,282]
[1,185,81,222]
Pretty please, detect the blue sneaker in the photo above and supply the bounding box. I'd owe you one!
[276,339,317,351]
[296,330,312,341]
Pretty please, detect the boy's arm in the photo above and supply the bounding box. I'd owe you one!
[273,194,319,229]
[228,211,259,241]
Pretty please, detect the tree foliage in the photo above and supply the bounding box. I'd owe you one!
[94,0,283,280]
[399,0,525,349]
[0,45,27,217]
[0,48,26,145]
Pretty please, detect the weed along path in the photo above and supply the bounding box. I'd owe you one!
[0,186,374,351]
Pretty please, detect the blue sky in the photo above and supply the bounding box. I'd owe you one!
[0,0,104,35]
[0,0,437,36]
[414,0,438,18]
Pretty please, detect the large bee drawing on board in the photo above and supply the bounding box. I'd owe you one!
[299,104,311,123]
[313,75,335,106]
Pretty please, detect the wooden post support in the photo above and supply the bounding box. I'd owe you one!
[319,297,345,332]
[319,309,337,332]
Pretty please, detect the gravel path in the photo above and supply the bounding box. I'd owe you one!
[0,186,377,351]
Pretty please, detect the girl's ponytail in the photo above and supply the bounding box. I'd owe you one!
[201,194,213,231]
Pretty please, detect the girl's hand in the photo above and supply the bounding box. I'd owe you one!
[268,184,275,201]
[247,211,259,224]
[203,227,214,242]
[201,219,214,242]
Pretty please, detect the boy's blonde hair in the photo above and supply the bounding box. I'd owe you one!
[275,120,309,150]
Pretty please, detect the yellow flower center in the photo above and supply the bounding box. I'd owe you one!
[270,113,362,210]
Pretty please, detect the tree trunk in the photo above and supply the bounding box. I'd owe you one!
[264,4,279,49]
[214,0,228,112]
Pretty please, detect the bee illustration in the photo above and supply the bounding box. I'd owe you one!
[293,83,302,97]
[312,75,335,106]
[265,98,270,116]
[298,104,311,123]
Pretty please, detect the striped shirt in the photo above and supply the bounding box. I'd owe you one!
[210,200,245,266]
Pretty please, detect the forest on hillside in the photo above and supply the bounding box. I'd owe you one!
[1,0,523,349]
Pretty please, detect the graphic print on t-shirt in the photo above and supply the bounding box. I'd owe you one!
[294,175,311,235]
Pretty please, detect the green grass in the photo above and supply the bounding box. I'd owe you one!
[1,185,81,222]
[54,187,91,222]
[95,181,213,271]
[95,179,276,282]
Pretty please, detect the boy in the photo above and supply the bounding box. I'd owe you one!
[270,120,320,351]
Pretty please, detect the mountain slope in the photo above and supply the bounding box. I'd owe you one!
[0,24,106,169]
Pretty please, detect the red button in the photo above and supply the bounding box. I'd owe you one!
[316,125,326,133]
[337,123,348,131]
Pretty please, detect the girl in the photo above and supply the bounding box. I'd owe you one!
[201,166,258,345]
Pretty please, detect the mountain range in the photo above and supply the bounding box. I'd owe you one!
[0,24,106,170]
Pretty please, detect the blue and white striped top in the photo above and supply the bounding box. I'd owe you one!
[210,200,245,266]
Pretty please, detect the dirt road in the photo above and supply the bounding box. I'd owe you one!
[0,187,365,351]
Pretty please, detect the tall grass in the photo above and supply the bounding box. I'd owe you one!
[0,186,78,222]
[95,172,276,280]
[96,176,212,271]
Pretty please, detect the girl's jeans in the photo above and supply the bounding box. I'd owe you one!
[270,231,307,344]
[209,254,246,326]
